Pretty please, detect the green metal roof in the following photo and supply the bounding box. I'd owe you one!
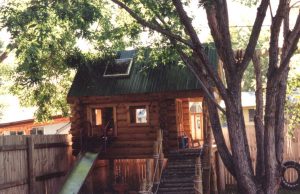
[68,47,218,97]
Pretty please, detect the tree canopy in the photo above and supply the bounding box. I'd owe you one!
[1,1,300,193]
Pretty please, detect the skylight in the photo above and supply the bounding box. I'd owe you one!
[103,58,133,77]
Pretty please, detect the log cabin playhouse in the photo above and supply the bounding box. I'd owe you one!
[67,48,219,193]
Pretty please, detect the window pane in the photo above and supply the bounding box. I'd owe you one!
[95,109,102,125]
[10,131,16,135]
[248,109,255,122]
[136,108,147,123]
[129,106,147,124]
[30,129,36,135]
[17,131,24,135]
[37,129,44,135]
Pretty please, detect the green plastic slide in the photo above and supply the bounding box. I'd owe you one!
[59,152,99,194]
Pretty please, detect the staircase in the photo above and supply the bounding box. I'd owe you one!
[157,149,202,194]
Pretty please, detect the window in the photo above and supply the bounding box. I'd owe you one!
[89,106,116,137]
[10,131,16,135]
[189,102,202,113]
[17,131,24,135]
[2,131,10,136]
[103,58,133,77]
[9,131,24,135]
[30,127,44,135]
[94,109,102,126]
[129,105,148,124]
[248,109,255,122]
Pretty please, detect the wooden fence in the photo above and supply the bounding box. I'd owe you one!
[0,135,74,194]
[220,126,300,186]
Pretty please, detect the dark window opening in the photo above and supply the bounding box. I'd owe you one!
[248,109,255,122]
[129,106,147,124]
[10,131,24,135]
[10,131,16,135]
[91,107,115,136]
[30,127,44,135]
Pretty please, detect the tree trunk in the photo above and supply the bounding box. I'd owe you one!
[202,100,212,194]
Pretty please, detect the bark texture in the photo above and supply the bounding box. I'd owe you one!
[110,0,300,193]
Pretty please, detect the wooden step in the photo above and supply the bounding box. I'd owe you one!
[157,187,194,193]
[160,182,194,188]
[157,149,201,194]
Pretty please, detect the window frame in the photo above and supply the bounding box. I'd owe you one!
[127,103,150,126]
[30,127,44,135]
[87,104,117,136]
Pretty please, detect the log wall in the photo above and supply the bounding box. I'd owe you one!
[0,135,74,194]
[70,96,178,159]
[69,91,204,158]
[181,98,191,135]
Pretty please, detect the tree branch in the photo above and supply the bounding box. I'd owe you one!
[214,0,236,70]
[206,96,236,177]
[205,1,235,82]
[268,0,290,73]
[171,0,228,100]
[111,0,192,47]
[173,42,235,177]
[172,42,226,114]
[0,52,8,63]
[252,51,265,183]
[239,0,270,76]
[276,11,300,80]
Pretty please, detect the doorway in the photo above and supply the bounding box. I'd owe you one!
[189,101,203,143]
[90,106,116,137]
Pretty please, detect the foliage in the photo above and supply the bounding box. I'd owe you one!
[1,1,300,193]
[230,26,269,91]
[0,0,186,120]
[285,73,300,137]
[233,0,259,6]
[0,1,106,121]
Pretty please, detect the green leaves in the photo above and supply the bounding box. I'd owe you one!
[286,73,300,137]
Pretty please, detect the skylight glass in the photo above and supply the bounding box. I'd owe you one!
[103,58,133,77]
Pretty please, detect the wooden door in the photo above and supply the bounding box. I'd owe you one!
[176,99,184,136]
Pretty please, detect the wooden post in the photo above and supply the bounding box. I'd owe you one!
[153,141,159,184]
[146,159,152,187]
[210,153,218,194]
[86,173,94,194]
[27,136,35,194]
[195,156,203,194]
[140,179,147,192]
[109,159,115,190]
[216,152,226,194]
[157,129,164,183]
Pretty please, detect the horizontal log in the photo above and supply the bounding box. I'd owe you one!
[35,171,67,181]
[69,90,203,104]
[168,133,179,139]
[116,114,128,121]
[117,128,155,135]
[111,141,154,148]
[116,133,156,141]
[183,120,190,125]
[99,154,153,159]
[100,148,153,159]
[35,142,71,149]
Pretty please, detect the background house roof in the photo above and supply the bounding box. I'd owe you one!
[220,92,256,108]
[68,47,218,98]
